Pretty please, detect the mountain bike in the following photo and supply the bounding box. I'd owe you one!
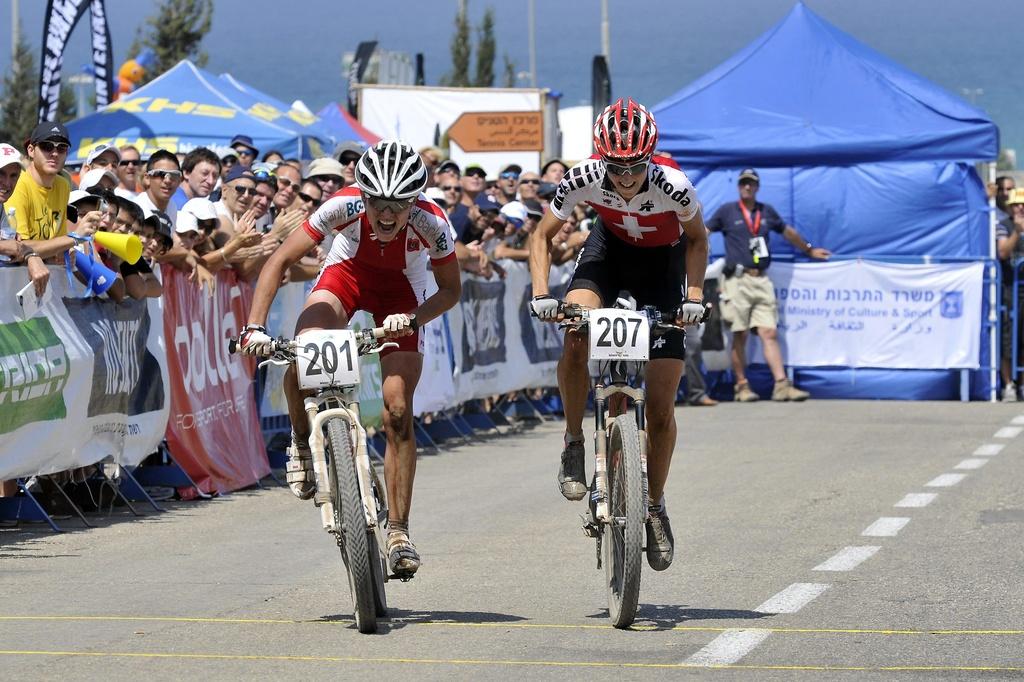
[230,326,397,634]
[547,300,690,629]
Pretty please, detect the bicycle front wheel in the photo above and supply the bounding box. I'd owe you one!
[326,418,377,634]
[604,413,644,629]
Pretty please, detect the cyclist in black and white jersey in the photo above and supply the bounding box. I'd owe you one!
[529,98,709,571]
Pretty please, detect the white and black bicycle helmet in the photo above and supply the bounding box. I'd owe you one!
[354,140,428,199]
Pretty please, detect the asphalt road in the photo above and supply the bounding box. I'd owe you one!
[2,400,1024,680]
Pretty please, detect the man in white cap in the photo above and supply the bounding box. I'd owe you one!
[80,142,121,179]
[305,157,345,200]
[79,167,119,193]
[0,142,48,294]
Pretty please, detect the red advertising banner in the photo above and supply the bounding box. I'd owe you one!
[162,266,269,493]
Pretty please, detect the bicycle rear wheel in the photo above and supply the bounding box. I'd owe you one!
[604,413,644,629]
[326,418,377,633]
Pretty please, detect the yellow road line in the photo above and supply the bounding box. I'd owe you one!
[0,615,1022,636]
[0,649,1021,671]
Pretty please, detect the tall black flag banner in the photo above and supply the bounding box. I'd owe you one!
[591,55,611,125]
[38,0,115,123]
[347,41,378,117]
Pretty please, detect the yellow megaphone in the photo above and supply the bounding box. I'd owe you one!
[94,231,142,264]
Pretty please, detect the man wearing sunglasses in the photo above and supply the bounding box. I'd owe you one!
[495,163,522,206]
[116,145,143,195]
[7,121,92,261]
[135,149,183,225]
[229,134,260,170]
[529,98,711,573]
[238,140,461,579]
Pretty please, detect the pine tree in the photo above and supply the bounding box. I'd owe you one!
[0,29,40,144]
[474,8,496,87]
[442,3,472,87]
[129,0,213,82]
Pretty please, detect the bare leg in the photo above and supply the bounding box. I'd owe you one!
[285,291,348,442]
[759,327,788,382]
[557,288,602,438]
[643,358,685,505]
[731,329,749,384]
[379,351,423,525]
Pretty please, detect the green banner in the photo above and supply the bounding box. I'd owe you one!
[0,318,70,434]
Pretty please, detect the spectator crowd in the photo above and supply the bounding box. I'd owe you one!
[2,113,879,510]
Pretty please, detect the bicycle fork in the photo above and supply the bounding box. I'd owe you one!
[586,384,649,567]
[304,397,381,535]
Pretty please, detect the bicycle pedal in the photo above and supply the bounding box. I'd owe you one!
[580,513,600,538]
[389,572,416,583]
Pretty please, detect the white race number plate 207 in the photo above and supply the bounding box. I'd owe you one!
[296,330,360,390]
[588,309,649,361]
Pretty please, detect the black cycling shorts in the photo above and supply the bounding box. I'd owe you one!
[567,221,687,361]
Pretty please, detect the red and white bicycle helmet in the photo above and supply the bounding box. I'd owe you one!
[592,98,658,161]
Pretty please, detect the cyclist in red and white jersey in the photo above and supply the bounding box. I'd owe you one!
[529,98,709,571]
[239,140,462,577]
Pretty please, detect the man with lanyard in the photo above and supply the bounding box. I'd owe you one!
[706,168,830,402]
[529,98,709,572]
[236,140,461,578]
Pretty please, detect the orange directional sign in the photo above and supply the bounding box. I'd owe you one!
[447,111,544,152]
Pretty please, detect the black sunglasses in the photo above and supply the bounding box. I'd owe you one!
[519,179,541,185]
[316,175,344,185]
[298,191,321,206]
[339,154,360,166]
[197,218,219,233]
[234,147,255,157]
[232,184,259,196]
[119,159,141,167]
[36,140,69,155]
[441,185,462,192]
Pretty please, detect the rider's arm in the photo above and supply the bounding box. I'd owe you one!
[412,258,462,325]
[680,211,709,301]
[528,209,567,296]
[246,226,317,327]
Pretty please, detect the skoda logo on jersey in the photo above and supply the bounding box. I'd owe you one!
[940,291,963,319]
[650,165,691,207]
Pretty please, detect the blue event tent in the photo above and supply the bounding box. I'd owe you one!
[652,2,1000,400]
[315,102,381,146]
[65,60,335,163]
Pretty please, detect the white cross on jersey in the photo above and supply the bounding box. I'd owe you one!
[618,214,657,241]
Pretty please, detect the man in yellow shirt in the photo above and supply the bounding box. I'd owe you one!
[8,121,95,259]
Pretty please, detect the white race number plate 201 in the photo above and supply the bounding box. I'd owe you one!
[296,330,360,390]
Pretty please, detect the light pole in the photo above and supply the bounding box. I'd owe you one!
[528,0,536,87]
[12,0,19,58]
[601,0,610,68]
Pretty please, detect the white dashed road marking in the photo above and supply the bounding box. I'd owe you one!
[973,444,1004,456]
[861,517,911,537]
[754,583,830,614]
[955,458,989,470]
[994,427,1022,439]
[1011,415,1024,425]
[813,546,881,572]
[684,629,772,666]
[925,473,967,488]
[895,493,938,508]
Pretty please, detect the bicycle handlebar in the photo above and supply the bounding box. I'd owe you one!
[548,301,712,327]
[228,326,390,357]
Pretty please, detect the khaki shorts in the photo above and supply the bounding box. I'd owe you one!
[719,273,778,333]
